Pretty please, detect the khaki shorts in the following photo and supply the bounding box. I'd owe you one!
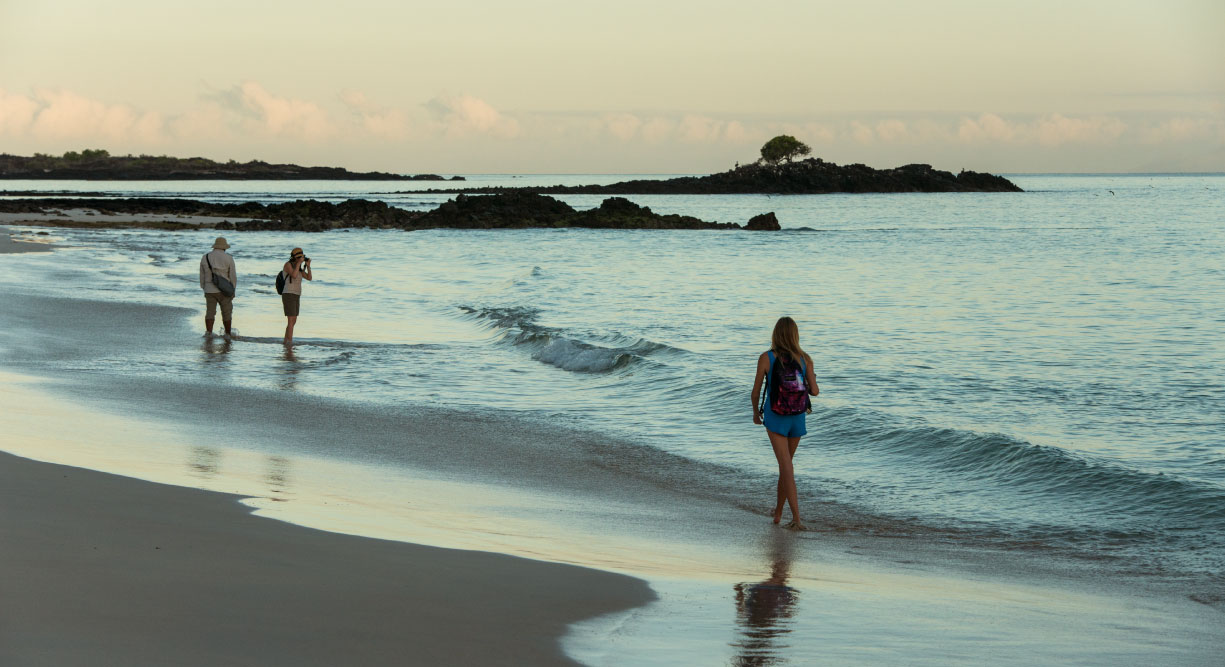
[282,293,300,317]
[205,292,233,320]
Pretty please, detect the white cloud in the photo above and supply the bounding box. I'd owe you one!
[220,81,335,141]
[0,88,165,143]
[849,121,875,144]
[675,115,755,144]
[424,94,519,139]
[602,112,642,141]
[958,113,1016,143]
[639,117,676,143]
[1034,113,1126,146]
[874,119,909,143]
[723,120,750,144]
[677,114,721,143]
[0,88,39,136]
[956,112,1129,146]
[339,89,411,141]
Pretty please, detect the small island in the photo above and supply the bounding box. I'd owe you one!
[0,149,464,182]
[409,135,1022,195]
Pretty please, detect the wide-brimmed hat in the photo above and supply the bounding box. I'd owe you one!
[213,237,230,249]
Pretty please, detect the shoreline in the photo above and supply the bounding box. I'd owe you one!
[3,368,1221,665]
[1,210,258,230]
[0,449,651,666]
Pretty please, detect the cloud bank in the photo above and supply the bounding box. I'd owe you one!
[1,83,1222,173]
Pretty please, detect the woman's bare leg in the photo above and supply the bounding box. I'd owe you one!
[768,430,804,529]
[772,435,802,523]
[774,475,785,524]
[283,315,297,346]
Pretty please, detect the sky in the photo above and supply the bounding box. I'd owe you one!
[1,0,1222,173]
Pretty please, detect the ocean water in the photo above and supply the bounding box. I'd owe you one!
[3,174,1225,653]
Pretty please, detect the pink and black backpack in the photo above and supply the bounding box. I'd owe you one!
[763,350,811,416]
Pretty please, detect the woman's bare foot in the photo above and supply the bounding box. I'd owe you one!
[773,503,784,524]
[784,519,807,531]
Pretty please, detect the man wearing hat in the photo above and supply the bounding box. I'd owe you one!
[199,237,238,338]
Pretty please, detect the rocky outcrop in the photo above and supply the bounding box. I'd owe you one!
[412,158,1022,195]
[0,194,780,231]
[744,212,781,231]
[408,193,744,230]
[567,197,739,229]
[0,197,267,217]
[236,199,422,231]
[0,197,421,231]
[0,152,463,181]
[409,192,573,229]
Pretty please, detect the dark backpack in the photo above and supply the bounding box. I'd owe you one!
[763,351,811,416]
[275,271,286,295]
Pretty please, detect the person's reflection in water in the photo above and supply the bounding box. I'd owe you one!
[732,531,800,666]
[187,446,221,478]
[263,455,293,502]
[200,336,232,363]
[279,346,301,391]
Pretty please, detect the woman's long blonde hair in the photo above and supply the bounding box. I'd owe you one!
[771,316,806,363]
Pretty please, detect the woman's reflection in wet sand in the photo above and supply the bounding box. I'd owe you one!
[732,531,800,666]
[279,346,301,391]
[187,446,221,478]
[264,455,293,501]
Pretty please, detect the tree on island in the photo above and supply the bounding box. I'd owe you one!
[759,135,811,165]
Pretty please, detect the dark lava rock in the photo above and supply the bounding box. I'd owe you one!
[410,192,575,229]
[3,193,759,232]
[569,197,738,229]
[744,212,781,231]
[410,193,740,230]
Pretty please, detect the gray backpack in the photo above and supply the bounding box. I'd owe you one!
[204,254,235,297]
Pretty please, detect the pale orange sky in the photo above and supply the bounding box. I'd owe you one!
[1,0,1222,172]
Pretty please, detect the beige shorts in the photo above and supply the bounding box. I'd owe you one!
[205,292,233,320]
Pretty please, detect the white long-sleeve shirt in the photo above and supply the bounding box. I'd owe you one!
[199,249,237,293]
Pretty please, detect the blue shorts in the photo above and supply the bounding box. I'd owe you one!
[763,409,807,438]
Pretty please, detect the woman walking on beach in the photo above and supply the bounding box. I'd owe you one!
[281,247,312,346]
[752,316,819,530]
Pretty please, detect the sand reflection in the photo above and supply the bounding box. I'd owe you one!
[279,347,301,391]
[731,531,800,666]
[264,455,293,501]
[187,446,221,478]
[200,336,232,361]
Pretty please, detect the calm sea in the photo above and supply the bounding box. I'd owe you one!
[3,173,1223,593]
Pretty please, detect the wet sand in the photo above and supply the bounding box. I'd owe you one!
[0,231,54,253]
[1,209,255,229]
[0,450,652,666]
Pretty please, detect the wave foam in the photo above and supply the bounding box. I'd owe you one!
[459,305,676,374]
